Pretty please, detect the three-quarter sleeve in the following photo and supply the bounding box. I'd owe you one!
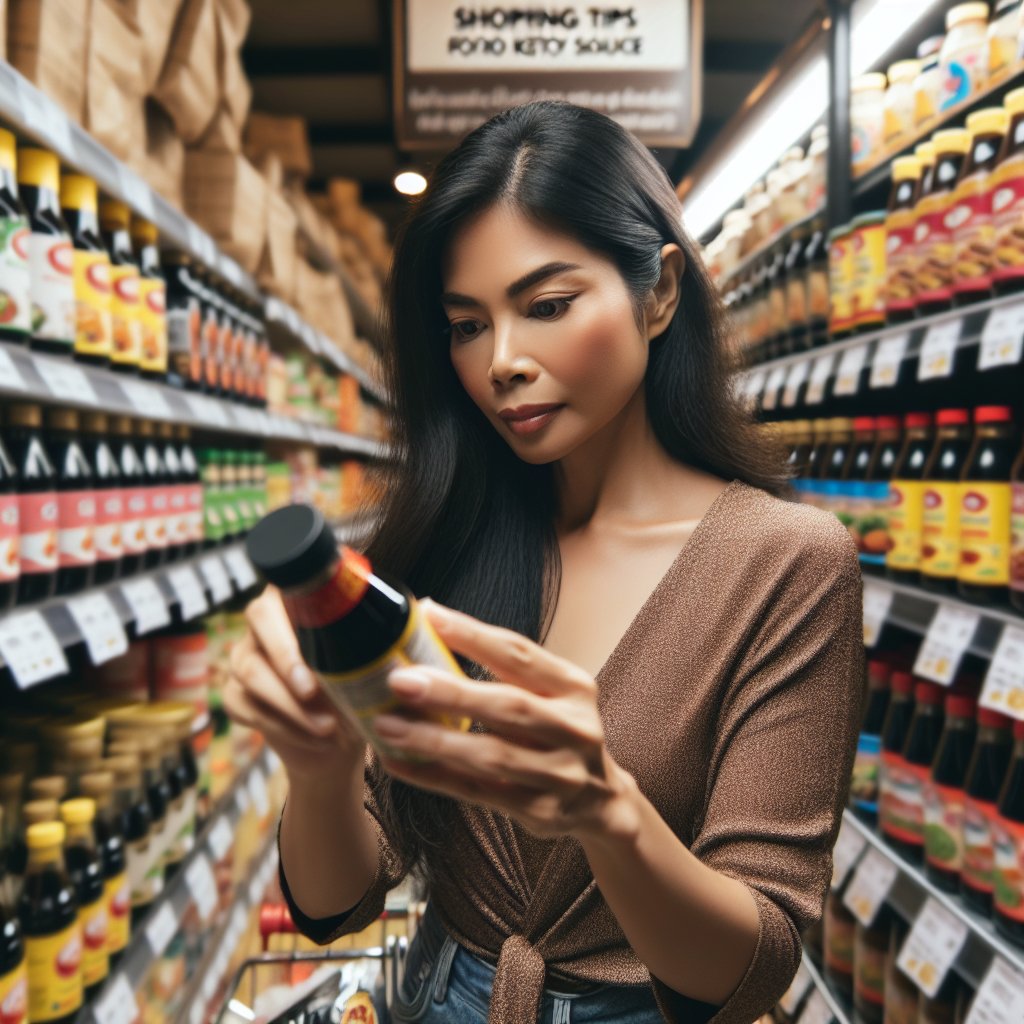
[652,515,865,1024]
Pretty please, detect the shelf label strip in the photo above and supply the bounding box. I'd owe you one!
[0,610,69,688]
[896,896,968,998]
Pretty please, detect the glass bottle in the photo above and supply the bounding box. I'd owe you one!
[176,426,202,559]
[0,430,19,613]
[45,408,96,596]
[0,815,27,1024]
[130,216,167,382]
[851,659,891,823]
[163,253,201,391]
[80,413,123,586]
[921,409,972,595]
[137,420,169,570]
[198,449,224,549]
[100,754,156,926]
[158,423,186,563]
[1013,431,1024,613]
[818,417,855,531]
[994,719,1024,946]
[98,199,141,375]
[885,155,922,323]
[784,224,810,352]
[110,415,148,577]
[0,129,32,344]
[887,413,934,583]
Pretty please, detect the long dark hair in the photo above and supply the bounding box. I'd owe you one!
[364,100,786,883]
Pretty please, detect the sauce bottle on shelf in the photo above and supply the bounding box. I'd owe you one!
[958,406,1016,606]
[199,274,222,398]
[853,903,891,1024]
[914,128,971,316]
[176,426,202,559]
[98,200,141,375]
[45,409,96,597]
[783,225,810,352]
[924,691,977,892]
[256,309,270,408]
[949,107,1010,304]
[992,86,1024,294]
[100,754,155,927]
[0,814,27,1024]
[850,211,887,334]
[883,915,919,1024]
[80,413,123,586]
[220,287,241,399]
[885,156,922,323]
[17,821,81,1024]
[198,449,225,549]
[130,216,167,382]
[802,216,830,350]
[164,253,202,391]
[5,801,59,905]
[137,420,169,571]
[993,719,1024,946]
[799,419,831,509]
[827,226,854,340]
[846,417,881,571]
[0,130,33,345]
[6,404,58,604]
[1013,431,1024,614]
[251,451,268,523]
[59,174,112,368]
[16,148,74,355]
[962,708,1014,916]
[224,450,251,535]
[0,431,19,613]
[920,972,972,1024]
[819,417,855,531]
[863,417,902,576]
[887,413,934,583]
[158,423,187,563]
[851,659,891,823]
[921,409,972,595]
[824,872,856,1001]
[109,416,148,578]
[57,800,107,998]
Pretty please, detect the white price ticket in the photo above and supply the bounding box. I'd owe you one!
[120,379,171,418]
[761,366,788,411]
[777,960,814,1016]
[167,566,209,620]
[964,957,1024,1024]
[208,816,234,862]
[782,361,810,407]
[897,896,968,998]
[67,592,129,666]
[34,357,97,403]
[144,901,178,957]
[870,332,910,388]
[980,625,1024,720]
[185,852,219,921]
[914,604,981,685]
[978,302,1024,371]
[805,353,835,405]
[199,555,233,604]
[833,345,868,396]
[744,369,767,402]
[918,319,963,380]
[843,846,898,927]
[0,611,69,688]
[863,581,895,648]
[93,973,139,1024]
[0,347,26,392]
[224,547,258,589]
[795,988,833,1024]
[120,577,170,635]
[831,820,868,890]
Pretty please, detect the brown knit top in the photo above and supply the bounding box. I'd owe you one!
[279,481,866,1023]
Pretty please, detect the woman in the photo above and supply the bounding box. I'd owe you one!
[225,101,864,1024]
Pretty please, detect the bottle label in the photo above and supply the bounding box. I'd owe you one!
[78,896,108,987]
[854,935,887,1007]
[914,198,956,304]
[94,489,124,562]
[948,172,996,292]
[921,482,962,579]
[0,493,19,582]
[57,489,97,566]
[28,233,74,343]
[18,491,58,573]
[959,483,1011,586]
[991,157,1024,282]
[145,486,169,549]
[203,312,219,391]
[885,965,920,1024]
[188,483,203,542]
[25,922,83,1022]
[886,210,917,313]
[880,751,926,847]
[167,298,200,383]
[109,264,141,367]
[138,278,166,375]
[121,488,148,556]
[940,56,980,111]
[852,481,890,567]
[1010,482,1024,594]
[887,480,925,572]
[0,959,27,1024]
[828,237,853,334]
[128,834,164,909]
[71,249,113,358]
[0,214,32,336]
[993,814,1024,922]
[851,732,881,815]
[232,328,247,396]
[168,484,189,546]
[825,899,855,975]
[203,488,224,543]
[851,223,886,328]
[963,796,999,896]
[104,872,130,954]
[924,780,965,872]
[219,323,234,393]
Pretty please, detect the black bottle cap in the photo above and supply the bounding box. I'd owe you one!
[246,504,338,590]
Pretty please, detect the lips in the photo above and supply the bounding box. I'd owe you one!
[497,403,565,437]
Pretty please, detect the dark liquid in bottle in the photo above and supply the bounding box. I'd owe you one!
[0,432,18,612]
[48,410,96,596]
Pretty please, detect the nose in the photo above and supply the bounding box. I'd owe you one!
[488,323,538,388]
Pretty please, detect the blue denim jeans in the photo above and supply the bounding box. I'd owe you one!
[392,903,664,1023]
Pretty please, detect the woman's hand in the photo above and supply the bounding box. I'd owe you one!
[224,586,366,781]
[373,599,639,842]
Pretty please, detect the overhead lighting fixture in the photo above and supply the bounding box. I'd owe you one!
[682,0,947,240]
[394,170,427,196]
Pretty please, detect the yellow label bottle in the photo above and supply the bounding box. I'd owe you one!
[0,959,28,1024]
[959,484,1012,584]
[104,873,130,956]
[59,799,108,996]
[888,480,927,571]
[921,482,963,579]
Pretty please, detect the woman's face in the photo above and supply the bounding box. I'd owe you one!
[441,204,649,465]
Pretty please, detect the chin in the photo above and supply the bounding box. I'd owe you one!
[499,423,583,465]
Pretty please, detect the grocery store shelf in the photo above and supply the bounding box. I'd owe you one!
[0,343,389,458]
[842,810,1024,990]
[801,950,853,1024]
[76,748,278,1024]
[719,207,824,288]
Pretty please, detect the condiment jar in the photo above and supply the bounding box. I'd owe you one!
[991,86,1024,293]
[914,36,945,129]
[939,3,991,111]
[988,0,1022,81]
[885,157,923,322]
[828,225,854,338]
[852,73,888,175]
[850,212,886,333]
[884,60,921,146]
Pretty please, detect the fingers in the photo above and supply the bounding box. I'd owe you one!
[245,587,317,700]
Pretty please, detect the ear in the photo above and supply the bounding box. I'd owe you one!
[644,243,685,341]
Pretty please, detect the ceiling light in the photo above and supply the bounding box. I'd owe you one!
[394,171,427,196]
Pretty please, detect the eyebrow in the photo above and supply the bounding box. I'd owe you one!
[440,261,582,308]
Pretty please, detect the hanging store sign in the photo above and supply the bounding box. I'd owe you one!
[393,1,703,149]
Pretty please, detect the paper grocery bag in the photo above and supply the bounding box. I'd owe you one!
[152,0,219,144]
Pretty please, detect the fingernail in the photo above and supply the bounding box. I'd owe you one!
[310,713,336,734]
[374,715,411,739]
[290,664,317,698]
[389,668,430,700]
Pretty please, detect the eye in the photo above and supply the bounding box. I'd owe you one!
[529,296,576,321]
[447,319,485,341]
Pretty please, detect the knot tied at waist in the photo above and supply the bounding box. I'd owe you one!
[489,933,546,1023]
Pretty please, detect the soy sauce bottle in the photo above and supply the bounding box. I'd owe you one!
[0,819,27,1024]
[924,692,977,892]
[921,409,972,595]
[962,708,1014,916]
[994,719,1024,946]
[847,418,880,573]
[138,420,169,570]
[851,660,891,824]
[110,416,147,577]
[880,671,917,852]
[0,431,19,613]
[0,129,32,345]
[17,821,82,1024]
[819,418,855,524]
[887,413,934,583]
[101,755,156,926]
[58,799,107,998]
[46,408,96,596]
[130,216,167,382]
[176,426,201,559]
[824,872,856,1001]
[164,253,201,391]
[99,199,141,375]
[897,682,947,865]
[159,423,186,562]
[81,413,123,586]
[7,403,58,604]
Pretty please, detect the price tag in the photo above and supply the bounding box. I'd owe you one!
[200,555,233,604]
[118,166,155,219]
[918,319,962,380]
[0,347,27,392]
[965,957,1024,1024]
[120,577,170,635]
[120,379,171,418]
[831,820,868,890]
[862,581,895,648]
[93,973,139,1024]
[16,77,74,154]
[778,961,814,1016]
[185,852,218,921]
[248,768,270,817]
[224,548,258,589]
[805,354,835,405]
[870,332,910,388]
[978,302,1024,371]
[914,604,981,685]
[760,366,787,411]
[795,989,833,1024]
[781,361,810,408]
[145,901,178,957]
[833,345,868,396]
[980,625,1024,720]
[34,357,97,404]
[897,896,968,997]
[843,846,898,926]
[167,566,209,620]
[67,592,129,666]
[0,611,69,688]
[208,815,234,861]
